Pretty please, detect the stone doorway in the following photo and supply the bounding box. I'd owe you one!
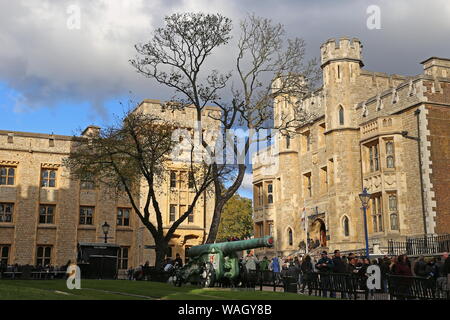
[310,218,327,248]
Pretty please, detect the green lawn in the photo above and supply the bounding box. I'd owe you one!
[0,280,327,300]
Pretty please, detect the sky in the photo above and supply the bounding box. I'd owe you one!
[1,0,449,198]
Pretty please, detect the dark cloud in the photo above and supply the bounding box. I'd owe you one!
[0,0,448,116]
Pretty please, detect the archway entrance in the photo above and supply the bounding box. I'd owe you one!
[310,219,327,248]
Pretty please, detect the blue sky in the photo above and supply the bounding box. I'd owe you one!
[1,0,449,199]
[0,82,131,136]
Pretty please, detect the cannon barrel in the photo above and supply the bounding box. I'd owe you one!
[187,236,274,257]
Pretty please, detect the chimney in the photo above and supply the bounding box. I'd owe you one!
[421,57,450,78]
[81,125,101,138]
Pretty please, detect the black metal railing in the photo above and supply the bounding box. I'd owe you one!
[248,270,285,291]
[387,275,448,300]
[306,272,367,299]
[251,270,449,300]
[388,234,450,256]
[0,271,67,280]
[338,248,374,256]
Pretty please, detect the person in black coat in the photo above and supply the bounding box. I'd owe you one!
[315,251,334,298]
[442,252,450,277]
[332,250,347,273]
[331,250,348,298]
[379,257,390,293]
[414,256,428,277]
[300,255,314,294]
[315,251,334,272]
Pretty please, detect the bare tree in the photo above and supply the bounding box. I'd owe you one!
[64,109,215,269]
[130,13,320,244]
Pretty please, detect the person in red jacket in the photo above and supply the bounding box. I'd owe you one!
[394,255,412,276]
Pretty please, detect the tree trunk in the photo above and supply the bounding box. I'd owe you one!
[205,198,228,244]
[154,240,168,270]
[205,164,247,244]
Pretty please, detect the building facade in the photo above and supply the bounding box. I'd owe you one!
[0,99,218,270]
[253,37,450,257]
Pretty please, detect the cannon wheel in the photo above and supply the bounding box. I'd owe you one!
[172,273,183,287]
[175,276,183,287]
[200,262,215,288]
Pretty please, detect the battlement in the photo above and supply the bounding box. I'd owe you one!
[320,37,363,67]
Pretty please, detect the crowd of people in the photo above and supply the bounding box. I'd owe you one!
[239,249,450,297]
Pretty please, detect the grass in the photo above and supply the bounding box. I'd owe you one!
[0,280,328,300]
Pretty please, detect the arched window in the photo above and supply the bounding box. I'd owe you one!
[267,183,273,204]
[389,194,399,231]
[288,228,293,246]
[343,216,350,237]
[386,141,395,168]
[390,213,399,230]
[388,194,397,211]
[338,106,344,125]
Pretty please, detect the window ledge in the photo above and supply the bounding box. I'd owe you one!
[78,225,96,230]
[0,185,16,188]
[370,232,386,238]
[37,224,57,229]
[0,223,15,228]
[117,226,133,231]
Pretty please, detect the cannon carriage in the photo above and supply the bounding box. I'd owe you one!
[172,236,274,287]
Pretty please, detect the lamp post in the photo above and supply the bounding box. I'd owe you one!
[102,221,110,244]
[359,188,371,258]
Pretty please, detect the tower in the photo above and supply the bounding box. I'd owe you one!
[320,38,366,251]
[321,37,364,129]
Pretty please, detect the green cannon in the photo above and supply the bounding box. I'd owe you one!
[172,236,274,287]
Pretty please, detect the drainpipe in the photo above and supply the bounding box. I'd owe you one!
[414,108,428,236]
[359,143,368,250]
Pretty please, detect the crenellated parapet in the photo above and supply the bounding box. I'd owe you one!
[320,37,364,68]
[355,77,429,123]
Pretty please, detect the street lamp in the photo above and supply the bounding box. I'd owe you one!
[359,188,371,259]
[102,221,110,244]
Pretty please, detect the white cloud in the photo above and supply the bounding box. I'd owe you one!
[1,0,449,118]
[241,171,253,192]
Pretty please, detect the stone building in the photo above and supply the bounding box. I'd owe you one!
[0,99,218,269]
[252,37,450,257]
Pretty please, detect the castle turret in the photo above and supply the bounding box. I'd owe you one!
[320,37,363,69]
[321,37,364,130]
